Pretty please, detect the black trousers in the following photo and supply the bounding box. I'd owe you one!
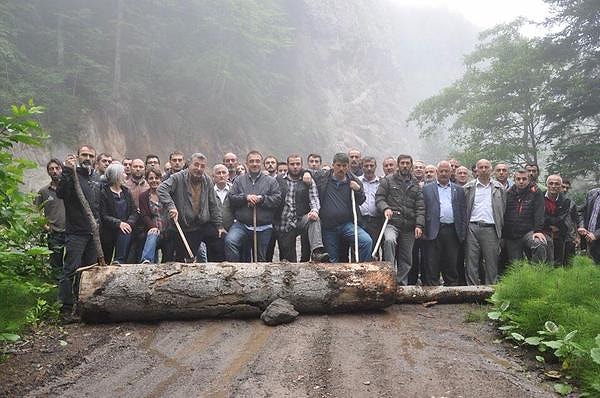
[424,225,461,286]
[175,224,224,262]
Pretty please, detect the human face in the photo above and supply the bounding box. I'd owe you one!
[348,150,361,169]
[78,147,96,168]
[332,161,348,180]
[246,154,262,174]
[47,162,62,182]
[170,154,185,171]
[362,160,376,180]
[456,167,469,185]
[398,157,412,176]
[514,172,529,190]
[308,155,321,170]
[494,164,509,183]
[213,165,229,187]
[97,155,112,172]
[449,159,460,170]
[147,171,161,190]
[286,157,302,178]
[437,163,451,185]
[413,161,425,178]
[223,153,238,173]
[277,164,288,177]
[264,157,277,174]
[562,182,571,193]
[131,159,145,179]
[547,176,563,196]
[188,157,206,180]
[146,157,160,169]
[526,165,539,182]
[476,160,492,180]
[424,165,437,182]
[383,158,397,176]
[236,164,246,175]
[122,159,132,175]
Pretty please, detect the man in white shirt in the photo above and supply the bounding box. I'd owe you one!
[463,159,507,285]
[358,156,383,256]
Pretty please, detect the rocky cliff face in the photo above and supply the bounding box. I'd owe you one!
[25,0,477,190]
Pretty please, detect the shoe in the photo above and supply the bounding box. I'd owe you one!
[59,307,80,325]
[141,259,151,264]
[311,249,330,263]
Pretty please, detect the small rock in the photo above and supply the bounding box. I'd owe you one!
[260,299,299,326]
[363,381,370,385]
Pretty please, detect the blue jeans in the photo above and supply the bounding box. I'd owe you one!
[224,221,272,262]
[322,222,373,262]
[140,231,160,263]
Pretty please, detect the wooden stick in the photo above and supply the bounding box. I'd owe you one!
[174,218,194,261]
[252,206,258,263]
[351,190,359,263]
[372,217,389,258]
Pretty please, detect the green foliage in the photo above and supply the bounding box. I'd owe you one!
[408,21,556,166]
[0,103,57,346]
[488,256,600,395]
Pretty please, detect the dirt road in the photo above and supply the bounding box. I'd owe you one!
[2,304,555,397]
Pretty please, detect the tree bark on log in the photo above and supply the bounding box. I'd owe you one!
[395,285,494,304]
[78,262,397,323]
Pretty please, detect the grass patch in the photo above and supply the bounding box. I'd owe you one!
[489,256,600,396]
[464,305,489,323]
[0,272,58,342]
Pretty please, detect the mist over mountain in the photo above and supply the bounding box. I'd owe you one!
[3,0,478,168]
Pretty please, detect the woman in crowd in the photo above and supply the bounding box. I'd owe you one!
[139,167,166,263]
[99,163,137,264]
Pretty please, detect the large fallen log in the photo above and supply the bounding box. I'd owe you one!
[395,285,494,304]
[78,261,396,323]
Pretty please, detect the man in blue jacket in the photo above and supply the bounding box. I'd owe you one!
[422,161,467,286]
[225,150,282,262]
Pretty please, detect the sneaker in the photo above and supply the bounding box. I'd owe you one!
[311,249,330,263]
[141,259,151,264]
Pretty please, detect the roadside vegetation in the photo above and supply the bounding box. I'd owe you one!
[488,256,600,396]
[0,103,58,353]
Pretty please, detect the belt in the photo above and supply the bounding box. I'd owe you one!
[440,223,454,228]
[470,221,495,227]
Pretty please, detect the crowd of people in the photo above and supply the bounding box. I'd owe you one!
[36,145,600,320]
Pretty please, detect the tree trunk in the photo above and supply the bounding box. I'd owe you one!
[395,285,494,304]
[78,262,397,323]
[112,0,123,100]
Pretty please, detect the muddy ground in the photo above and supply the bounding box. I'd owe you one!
[1,304,556,397]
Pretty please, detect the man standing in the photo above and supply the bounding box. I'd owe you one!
[358,156,383,254]
[223,152,239,182]
[212,164,233,230]
[225,151,282,262]
[314,153,372,262]
[263,155,278,178]
[92,152,112,183]
[382,156,397,177]
[122,158,132,180]
[463,159,506,285]
[276,162,288,177]
[273,154,329,262]
[494,163,513,190]
[348,149,363,177]
[578,187,600,263]
[422,161,466,286]
[145,154,161,172]
[376,154,425,285]
[56,145,100,320]
[413,160,426,187]
[503,169,547,263]
[158,153,225,261]
[36,159,66,275]
[124,158,150,262]
[307,153,322,171]
[544,174,576,265]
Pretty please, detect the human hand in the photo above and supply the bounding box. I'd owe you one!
[119,222,132,234]
[415,227,423,239]
[148,227,160,235]
[303,172,313,185]
[349,181,360,191]
[218,227,227,238]
[169,208,178,220]
[384,209,393,220]
[532,232,547,244]
[307,210,319,221]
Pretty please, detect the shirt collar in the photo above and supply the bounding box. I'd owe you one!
[476,178,491,188]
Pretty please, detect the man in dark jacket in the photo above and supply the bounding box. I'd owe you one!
[422,161,467,286]
[503,169,547,262]
[376,154,425,285]
[577,187,600,263]
[158,152,225,261]
[225,150,282,262]
[56,144,100,319]
[313,153,372,263]
[544,174,576,265]
[273,154,329,262]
